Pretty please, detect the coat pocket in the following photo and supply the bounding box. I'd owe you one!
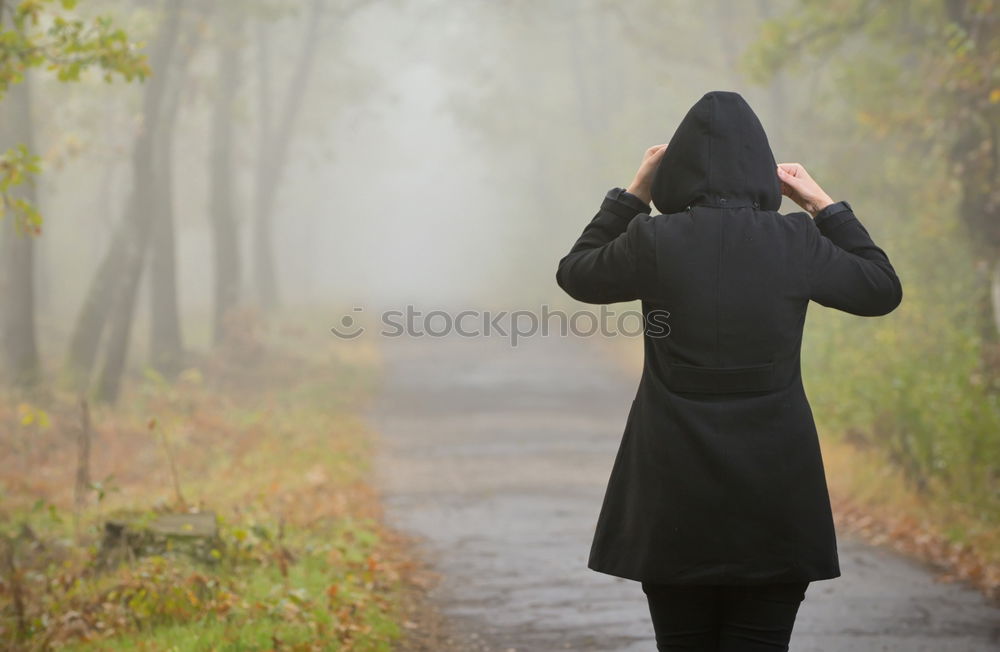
[666,361,775,394]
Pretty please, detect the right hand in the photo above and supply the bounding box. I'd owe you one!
[626,144,668,205]
[776,163,834,218]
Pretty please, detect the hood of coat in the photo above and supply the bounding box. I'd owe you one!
[650,91,782,215]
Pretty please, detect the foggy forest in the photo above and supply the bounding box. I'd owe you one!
[0,0,998,650]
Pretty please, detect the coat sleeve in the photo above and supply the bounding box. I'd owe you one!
[804,201,903,316]
[556,187,657,304]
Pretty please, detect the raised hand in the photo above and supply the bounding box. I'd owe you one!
[776,163,834,217]
[626,144,668,205]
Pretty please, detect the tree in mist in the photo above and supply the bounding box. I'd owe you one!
[93,0,184,402]
[211,0,356,338]
[0,77,39,388]
[66,0,183,401]
[65,0,372,399]
[745,0,1000,509]
[207,9,244,345]
[433,0,723,300]
[747,0,1000,345]
[252,0,326,312]
[149,17,201,374]
[0,0,147,389]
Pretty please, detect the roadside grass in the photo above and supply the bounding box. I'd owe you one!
[822,439,1000,601]
[0,314,426,650]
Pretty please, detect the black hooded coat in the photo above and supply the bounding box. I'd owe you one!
[556,91,902,585]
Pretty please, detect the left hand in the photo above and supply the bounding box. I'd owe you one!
[776,163,834,218]
[626,144,668,205]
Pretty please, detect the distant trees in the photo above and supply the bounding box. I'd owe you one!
[0,0,148,389]
[92,0,184,402]
[4,0,372,402]
[0,77,40,388]
[66,0,184,401]
[252,0,327,312]
[65,0,361,401]
[745,0,1000,518]
[746,0,1000,339]
[208,9,243,345]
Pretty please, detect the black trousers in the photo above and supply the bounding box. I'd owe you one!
[641,581,809,651]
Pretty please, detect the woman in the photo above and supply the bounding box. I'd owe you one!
[555,91,902,651]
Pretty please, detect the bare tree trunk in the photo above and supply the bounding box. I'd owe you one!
[942,0,1000,340]
[252,21,273,312]
[64,227,127,390]
[94,0,185,403]
[210,19,244,344]
[0,73,41,388]
[94,187,154,403]
[253,0,325,312]
[74,398,91,539]
[149,53,187,374]
[64,3,145,389]
[34,191,51,320]
[66,4,195,389]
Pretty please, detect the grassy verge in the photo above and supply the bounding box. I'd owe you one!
[0,315,428,650]
[822,439,1000,601]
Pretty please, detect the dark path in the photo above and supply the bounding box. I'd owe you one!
[371,335,1000,651]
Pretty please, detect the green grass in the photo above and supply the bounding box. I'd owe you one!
[1,322,418,650]
[65,519,401,651]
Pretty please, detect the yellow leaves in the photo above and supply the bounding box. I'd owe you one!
[0,145,44,233]
[16,0,45,25]
[17,402,50,428]
[2,0,148,100]
[989,88,1000,104]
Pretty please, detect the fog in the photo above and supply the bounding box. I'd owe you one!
[3,1,999,646]
[28,0,820,339]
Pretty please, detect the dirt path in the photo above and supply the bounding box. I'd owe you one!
[371,335,1000,651]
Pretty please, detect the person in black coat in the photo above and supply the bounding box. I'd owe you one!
[556,91,902,651]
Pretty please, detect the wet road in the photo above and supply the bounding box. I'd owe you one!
[371,335,1000,651]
